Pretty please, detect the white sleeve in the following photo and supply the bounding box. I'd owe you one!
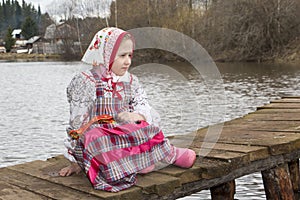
[130,74,161,127]
[64,71,96,162]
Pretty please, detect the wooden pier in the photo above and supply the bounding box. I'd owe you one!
[1,96,300,200]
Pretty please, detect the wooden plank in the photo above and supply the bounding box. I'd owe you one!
[254,108,300,114]
[223,120,300,132]
[271,98,300,103]
[243,113,300,121]
[190,142,269,162]
[194,158,233,180]
[194,129,300,155]
[258,103,300,109]
[157,164,203,184]
[285,125,300,132]
[224,119,300,129]
[195,148,249,165]
[8,159,143,200]
[0,180,48,200]
[136,172,181,196]
[271,96,300,103]
[0,168,100,200]
[261,164,295,200]
[157,158,232,181]
[282,96,300,98]
[222,131,300,156]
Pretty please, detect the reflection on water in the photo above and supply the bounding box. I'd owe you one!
[0,62,89,167]
[0,61,299,199]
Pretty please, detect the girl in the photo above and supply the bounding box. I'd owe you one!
[59,27,196,192]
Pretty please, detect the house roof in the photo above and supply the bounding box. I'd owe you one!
[44,24,56,40]
[26,36,41,44]
[12,29,22,35]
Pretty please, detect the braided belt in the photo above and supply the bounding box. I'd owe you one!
[69,115,115,140]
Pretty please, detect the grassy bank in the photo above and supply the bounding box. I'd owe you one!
[0,53,62,62]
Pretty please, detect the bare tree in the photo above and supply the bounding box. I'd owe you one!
[47,0,111,23]
[45,0,300,62]
[197,0,300,61]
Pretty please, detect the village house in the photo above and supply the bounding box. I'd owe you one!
[1,24,81,55]
[32,23,81,55]
[12,29,27,50]
[11,29,23,39]
[0,46,6,53]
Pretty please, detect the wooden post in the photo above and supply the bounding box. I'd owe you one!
[210,180,235,200]
[262,163,295,200]
[288,159,300,199]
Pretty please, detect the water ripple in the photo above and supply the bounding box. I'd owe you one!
[1,61,300,199]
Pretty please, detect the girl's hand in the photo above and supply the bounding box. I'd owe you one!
[117,112,145,123]
[59,162,81,176]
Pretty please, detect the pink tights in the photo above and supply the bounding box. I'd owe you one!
[138,147,196,174]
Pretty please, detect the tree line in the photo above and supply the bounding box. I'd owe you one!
[57,0,299,62]
[3,0,299,62]
[109,0,300,62]
[0,0,53,39]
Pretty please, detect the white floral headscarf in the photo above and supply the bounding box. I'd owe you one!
[81,27,134,86]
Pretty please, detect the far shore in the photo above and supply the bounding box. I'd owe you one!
[0,53,63,62]
[1,52,299,65]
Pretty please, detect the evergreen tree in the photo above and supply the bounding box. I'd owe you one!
[21,16,38,39]
[5,0,13,28]
[37,5,42,33]
[0,0,53,38]
[2,0,8,29]
[22,0,32,19]
[15,0,22,28]
[4,26,15,52]
[0,2,4,32]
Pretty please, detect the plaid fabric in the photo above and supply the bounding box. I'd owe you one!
[73,70,175,192]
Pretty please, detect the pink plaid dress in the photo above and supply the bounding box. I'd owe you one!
[73,69,175,192]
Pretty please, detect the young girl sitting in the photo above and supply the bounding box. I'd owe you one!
[59,27,196,192]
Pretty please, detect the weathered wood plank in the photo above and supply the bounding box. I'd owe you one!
[281,96,300,99]
[194,158,233,180]
[8,159,143,200]
[254,108,300,114]
[271,98,300,103]
[170,134,269,161]
[157,158,233,182]
[156,165,203,185]
[243,112,300,121]
[136,172,181,196]
[258,103,300,109]
[223,119,300,131]
[190,142,269,162]
[261,164,295,200]
[196,148,249,165]
[284,125,300,132]
[171,135,266,163]
[193,128,300,155]
[0,180,48,200]
[0,168,101,200]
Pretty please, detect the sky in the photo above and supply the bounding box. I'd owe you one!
[17,0,112,16]
[17,0,48,13]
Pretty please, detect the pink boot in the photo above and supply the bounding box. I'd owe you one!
[138,164,155,174]
[173,147,196,168]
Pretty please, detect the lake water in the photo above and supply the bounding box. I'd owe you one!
[0,61,299,199]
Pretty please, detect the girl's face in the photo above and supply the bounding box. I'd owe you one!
[111,39,133,76]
